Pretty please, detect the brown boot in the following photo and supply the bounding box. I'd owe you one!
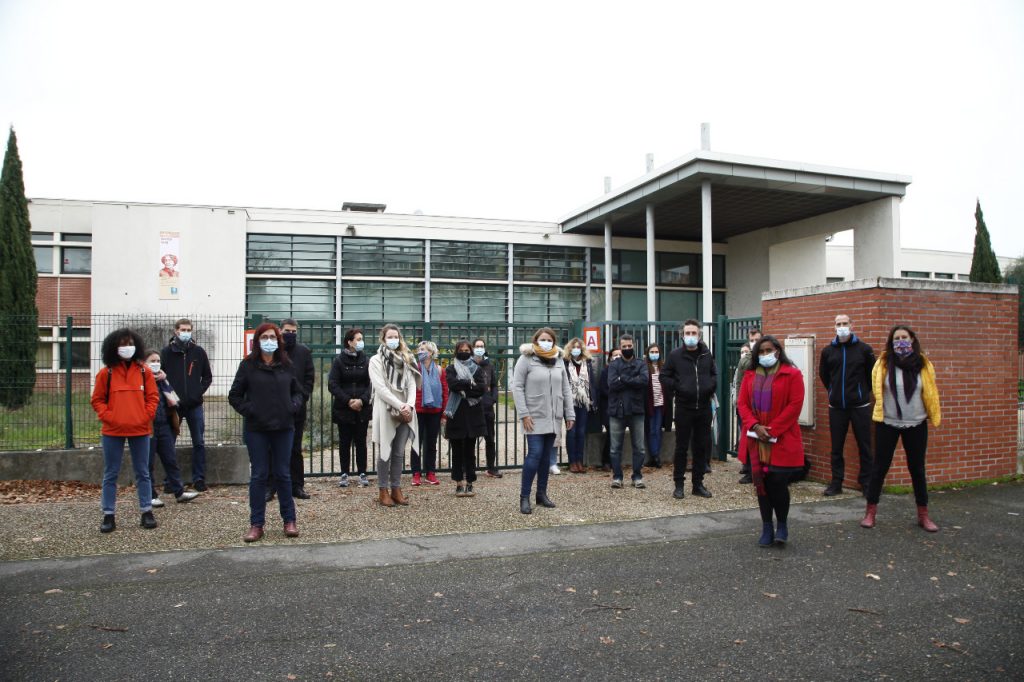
[243,525,264,543]
[917,505,938,532]
[860,503,878,529]
[391,487,409,506]
[378,488,395,507]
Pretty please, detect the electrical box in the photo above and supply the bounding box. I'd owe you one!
[784,336,816,427]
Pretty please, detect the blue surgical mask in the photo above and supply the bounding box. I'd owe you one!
[473,347,485,357]
[260,339,278,354]
[538,340,553,352]
[355,340,365,351]
[758,353,778,368]
[648,352,660,362]
[385,338,400,351]
[570,348,582,358]
[177,331,192,343]
[417,350,430,362]
[684,336,699,348]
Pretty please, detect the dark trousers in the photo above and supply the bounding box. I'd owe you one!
[179,404,206,483]
[565,408,589,465]
[521,433,554,497]
[757,472,792,523]
[828,405,874,487]
[411,412,441,473]
[269,414,305,491]
[338,420,369,475]
[245,428,296,527]
[149,420,184,497]
[450,437,478,483]
[482,409,498,472]
[867,422,929,507]
[673,405,712,486]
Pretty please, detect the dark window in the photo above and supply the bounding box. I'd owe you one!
[246,279,335,319]
[514,286,585,322]
[343,238,424,277]
[58,341,90,369]
[431,284,507,321]
[61,233,92,243]
[431,241,507,280]
[247,234,336,274]
[341,281,424,321]
[513,245,586,282]
[901,270,929,279]
[61,247,91,274]
[826,277,845,284]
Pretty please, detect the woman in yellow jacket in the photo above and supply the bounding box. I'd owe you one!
[861,325,941,532]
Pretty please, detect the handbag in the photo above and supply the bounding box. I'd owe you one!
[167,406,182,437]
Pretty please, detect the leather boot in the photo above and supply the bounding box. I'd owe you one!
[391,487,409,506]
[860,503,878,529]
[378,488,395,507]
[519,496,532,514]
[535,490,556,508]
[758,522,774,547]
[284,521,299,537]
[917,505,938,532]
[243,525,264,542]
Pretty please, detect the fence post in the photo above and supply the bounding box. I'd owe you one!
[714,314,728,461]
[64,315,74,449]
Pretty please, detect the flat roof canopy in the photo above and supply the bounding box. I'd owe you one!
[559,151,911,241]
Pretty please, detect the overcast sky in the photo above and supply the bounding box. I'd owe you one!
[1,0,1021,258]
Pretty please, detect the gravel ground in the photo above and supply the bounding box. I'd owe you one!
[0,459,860,561]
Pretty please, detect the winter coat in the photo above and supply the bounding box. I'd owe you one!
[415,361,449,414]
[160,338,213,410]
[511,344,574,435]
[444,364,487,440]
[328,350,372,425]
[737,363,806,468]
[369,353,419,457]
[476,357,499,415]
[563,357,599,421]
[91,361,159,437]
[285,341,316,419]
[818,335,876,409]
[606,356,649,418]
[659,341,717,410]
[153,376,177,428]
[871,352,941,426]
[228,357,303,432]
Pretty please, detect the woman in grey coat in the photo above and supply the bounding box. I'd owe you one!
[512,327,575,515]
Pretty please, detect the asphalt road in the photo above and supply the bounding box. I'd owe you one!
[1,483,1021,681]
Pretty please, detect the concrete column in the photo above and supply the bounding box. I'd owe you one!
[646,204,656,329]
[701,180,713,323]
[853,196,901,279]
[603,219,613,322]
[423,239,431,322]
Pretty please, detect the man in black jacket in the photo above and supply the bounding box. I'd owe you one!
[818,314,875,496]
[268,318,316,500]
[660,319,717,500]
[607,335,649,489]
[160,318,213,491]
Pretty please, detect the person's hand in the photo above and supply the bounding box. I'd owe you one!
[565,420,575,431]
[753,424,772,442]
[348,398,362,412]
[521,416,535,433]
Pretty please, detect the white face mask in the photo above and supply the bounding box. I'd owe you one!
[570,347,582,358]
[836,326,851,339]
[473,347,485,357]
[758,353,778,368]
[147,362,161,373]
[385,338,400,351]
[538,340,553,352]
[117,346,135,360]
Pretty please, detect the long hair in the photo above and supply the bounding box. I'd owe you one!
[101,328,146,367]
[380,323,416,365]
[562,337,590,362]
[532,327,558,345]
[754,335,795,368]
[885,324,922,358]
[646,342,663,372]
[247,322,291,365]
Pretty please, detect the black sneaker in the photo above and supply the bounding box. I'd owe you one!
[692,484,713,498]
[140,511,158,529]
[823,482,843,496]
[738,473,753,484]
[672,486,685,500]
[455,485,466,497]
[465,483,476,497]
[192,480,208,492]
[100,514,116,533]
[163,483,174,494]
[292,486,311,500]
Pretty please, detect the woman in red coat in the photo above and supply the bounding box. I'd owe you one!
[738,335,805,547]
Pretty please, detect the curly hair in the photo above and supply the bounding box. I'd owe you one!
[101,328,146,367]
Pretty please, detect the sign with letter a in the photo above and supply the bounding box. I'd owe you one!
[584,326,600,352]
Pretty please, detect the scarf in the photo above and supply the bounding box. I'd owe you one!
[887,352,922,421]
[378,344,421,397]
[749,366,779,496]
[444,357,480,418]
[420,361,442,408]
[567,359,592,409]
[533,343,559,360]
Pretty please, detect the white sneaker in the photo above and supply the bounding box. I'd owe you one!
[358,474,369,487]
[151,498,165,508]
[549,465,561,475]
[633,478,646,489]
[175,491,200,503]
[338,473,350,488]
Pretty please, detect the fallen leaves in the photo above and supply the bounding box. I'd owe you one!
[599,636,615,645]
[762,592,779,599]
[145,569,158,574]
[43,588,63,594]
[0,479,104,504]
[865,573,881,581]
[953,617,970,624]
[89,624,128,632]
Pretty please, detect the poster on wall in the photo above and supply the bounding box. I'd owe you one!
[158,231,181,300]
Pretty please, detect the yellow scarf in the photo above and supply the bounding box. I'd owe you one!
[533,343,559,360]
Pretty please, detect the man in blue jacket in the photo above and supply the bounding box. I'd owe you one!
[818,314,875,496]
[607,334,649,489]
[160,319,213,491]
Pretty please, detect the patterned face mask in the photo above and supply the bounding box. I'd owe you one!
[893,339,913,357]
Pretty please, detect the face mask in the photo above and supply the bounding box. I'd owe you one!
[836,326,851,339]
[758,353,778,368]
[417,350,430,361]
[570,348,582,358]
[893,339,913,357]
[684,336,699,348]
[355,340,365,351]
[282,331,297,348]
[260,339,278,354]
[538,340,553,352]
[147,362,161,373]
[177,331,192,343]
[117,346,135,360]
[385,338,400,351]
[648,352,660,362]
[621,348,635,359]
[456,351,472,361]
[473,347,485,357]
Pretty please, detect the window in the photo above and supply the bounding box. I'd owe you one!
[58,341,91,369]
[34,246,54,274]
[657,291,725,322]
[61,247,91,274]
[431,284,507,321]
[31,232,54,241]
[514,286,584,322]
[60,233,92,243]
[513,245,586,282]
[341,281,424,321]
[656,253,726,287]
[37,326,90,371]
[431,241,507,280]
[246,279,335,319]
[590,249,647,284]
[826,277,845,284]
[957,274,971,281]
[247,234,336,274]
[934,272,954,280]
[343,238,424,277]
[901,270,929,279]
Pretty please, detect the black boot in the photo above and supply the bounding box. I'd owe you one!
[536,491,556,508]
[520,496,532,514]
[99,514,116,533]
[140,511,158,529]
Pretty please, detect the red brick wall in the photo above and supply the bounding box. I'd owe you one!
[36,277,91,322]
[762,282,1018,487]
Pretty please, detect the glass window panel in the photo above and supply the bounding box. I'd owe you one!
[61,233,92,243]
[589,286,609,320]
[826,277,845,284]
[431,284,507,321]
[61,247,91,274]
[431,241,507,280]
[247,234,335,274]
[513,245,586,282]
[343,238,424,277]
[618,251,646,284]
[618,289,647,319]
[341,281,424,321]
[657,253,697,286]
[34,246,53,274]
[514,286,584,322]
[713,254,726,288]
[658,290,699,321]
[31,232,54,241]
[58,341,90,369]
[934,272,954,280]
[246,279,335,319]
[36,343,54,370]
[901,271,929,279]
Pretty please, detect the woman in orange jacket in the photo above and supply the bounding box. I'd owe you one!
[91,327,160,533]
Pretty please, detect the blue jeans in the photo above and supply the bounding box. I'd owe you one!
[244,428,296,526]
[609,414,646,481]
[101,434,152,514]
[522,433,555,498]
[180,405,207,483]
[149,420,184,497]
[565,408,589,465]
[646,408,664,462]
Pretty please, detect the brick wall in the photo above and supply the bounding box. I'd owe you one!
[36,277,91,321]
[762,279,1018,488]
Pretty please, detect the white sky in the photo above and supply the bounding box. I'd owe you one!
[1,0,1022,258]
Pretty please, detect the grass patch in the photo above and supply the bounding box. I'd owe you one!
[883,473,1022,495]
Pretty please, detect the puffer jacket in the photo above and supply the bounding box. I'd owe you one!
[511,344,575,435]
[871,352,941,426]
[91,361,159,437]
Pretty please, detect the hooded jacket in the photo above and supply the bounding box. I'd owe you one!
[659,341,717,410]
[511,344,574,435]
[160,337,213,410]
[818,334,876,409]
[91,361,159,437]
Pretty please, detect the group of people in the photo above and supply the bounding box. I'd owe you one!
[93,315,942,546]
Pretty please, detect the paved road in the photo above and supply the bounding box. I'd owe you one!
[1,484,1021,681]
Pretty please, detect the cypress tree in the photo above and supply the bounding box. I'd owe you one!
[969,199,1003,283]
[0,127,39,408]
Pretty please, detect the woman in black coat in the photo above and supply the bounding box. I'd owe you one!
[444,339,488,497]
[328,328,373,489]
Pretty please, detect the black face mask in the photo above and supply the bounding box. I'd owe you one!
[621,348,635,360]
[455,351,472,361]
[282,332,297,349]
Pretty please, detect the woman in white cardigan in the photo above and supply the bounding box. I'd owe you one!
[369,324,421,508]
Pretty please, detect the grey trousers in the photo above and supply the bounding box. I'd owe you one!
[378,422,412,489]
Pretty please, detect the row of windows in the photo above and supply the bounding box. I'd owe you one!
[246,236,726,287]
[245,280,724,323]
[34,246,92,274]
[901,270,970,281]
